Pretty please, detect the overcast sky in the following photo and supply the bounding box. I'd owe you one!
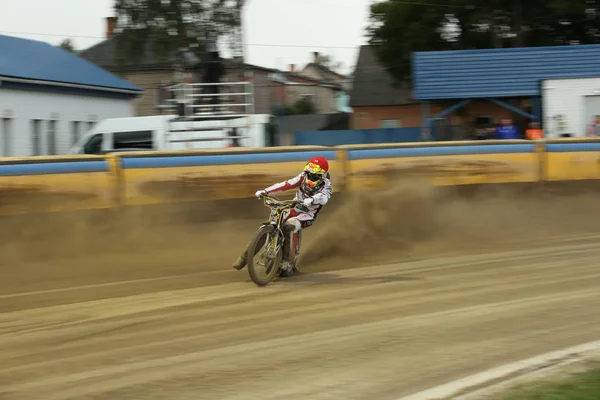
[1,0,375,75]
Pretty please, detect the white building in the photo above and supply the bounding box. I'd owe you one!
[0,34,142,157]
[542,77,600,138]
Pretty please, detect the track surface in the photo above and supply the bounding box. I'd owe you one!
[2,232,600,399]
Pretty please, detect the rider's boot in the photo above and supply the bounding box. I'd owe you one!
[232,254,247,270]
[232,242,250,270]
[278,223,297,278]
[281,222,295,261]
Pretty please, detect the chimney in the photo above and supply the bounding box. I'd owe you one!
[289,64,295,73]
[313,51,320,64]
[106,17,117,39]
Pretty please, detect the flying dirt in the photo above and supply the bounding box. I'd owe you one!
[1,180,600,399]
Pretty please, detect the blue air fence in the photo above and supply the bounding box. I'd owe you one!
[294,128,427,146]
[1,139,600,216]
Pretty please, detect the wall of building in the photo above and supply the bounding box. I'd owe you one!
[284,84,337,114]
[301,64,351,91]
[351,104,431,129]
[0,88,133,157]
[119,70,173,117]
[542,77,600,138]
[242,69,274,115]
[352,101,519,131]
[300,65,326,82]
[118,67,275,116]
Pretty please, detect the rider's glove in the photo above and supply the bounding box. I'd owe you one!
[303,197,314,207]
[255,190,267,199]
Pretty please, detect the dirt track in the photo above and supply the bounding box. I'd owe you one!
[1,181,600,399]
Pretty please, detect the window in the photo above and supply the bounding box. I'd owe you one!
[299,93,314,102]
[1,118,12,157]
[266,116,278,147]
[71,121,81,146]
[228,127,240,147]
[380,119,401,128]
[474,115,494,128]
[31,119,42,156]
[83,133,104,154]
[47,120,57,155]
[113,131,153,150]
[155,85,173,108]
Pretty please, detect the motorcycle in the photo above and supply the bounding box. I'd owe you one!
[246,194,303,286]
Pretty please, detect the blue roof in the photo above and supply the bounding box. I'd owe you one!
[0,35,142,95]
[412,44,600,100]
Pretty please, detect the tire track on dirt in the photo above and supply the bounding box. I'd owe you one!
[1,238,600,399]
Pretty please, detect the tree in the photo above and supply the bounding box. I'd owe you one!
[368,0,600,83]
[113,0,240,66]
[292,97,317,115]
[273,98,317,115]
[317,54,344,73]
[59,39,76,53]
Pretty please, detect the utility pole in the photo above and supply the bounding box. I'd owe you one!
[230,0,246,82]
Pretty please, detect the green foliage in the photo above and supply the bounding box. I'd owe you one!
[317,54,344,73]
[490,363,600,399]
[58,39,76,53]
[272,98,317,115]
[113,0,239,66]
[368,0,600,82]
[292,98,317,115]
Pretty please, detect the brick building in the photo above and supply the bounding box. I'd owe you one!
[80,18,346,117]
[349,45,515,136]
[351,44,600,139]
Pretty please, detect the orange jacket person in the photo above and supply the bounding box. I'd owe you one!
[525,122,543,139]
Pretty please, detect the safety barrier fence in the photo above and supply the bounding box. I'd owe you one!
[1,139,600,215]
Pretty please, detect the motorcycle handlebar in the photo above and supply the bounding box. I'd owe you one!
[261,193,301,207]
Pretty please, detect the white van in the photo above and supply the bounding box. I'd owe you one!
[69,113,278,155]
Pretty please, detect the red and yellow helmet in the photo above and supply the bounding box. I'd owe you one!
[303,156,329,190]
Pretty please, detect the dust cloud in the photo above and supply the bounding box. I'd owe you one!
[300,179,600,268]
[1,180,600,293]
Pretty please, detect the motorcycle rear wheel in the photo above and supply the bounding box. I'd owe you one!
[247,224,283,287]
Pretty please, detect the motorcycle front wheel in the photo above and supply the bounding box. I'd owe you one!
[247,224,283,287]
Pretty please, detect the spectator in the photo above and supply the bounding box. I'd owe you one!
[472,127,490,140]
[525,121,543,139]
[586,115,600,137]
[495,118,520,139]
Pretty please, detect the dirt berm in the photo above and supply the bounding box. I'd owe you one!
[2,180,600,291]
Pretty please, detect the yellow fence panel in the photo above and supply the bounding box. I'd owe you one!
[2,139,600,215]
[0,155,115,216]
[116,146,341,206]
[338,140,539,191]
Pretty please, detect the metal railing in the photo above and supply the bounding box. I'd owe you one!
[157,81,255,120]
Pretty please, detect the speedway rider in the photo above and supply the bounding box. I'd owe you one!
[232,156,333,272]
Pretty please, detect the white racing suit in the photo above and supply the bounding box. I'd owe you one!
[232,172,332,271]
[263,173,333,265]
[264,172,333,228]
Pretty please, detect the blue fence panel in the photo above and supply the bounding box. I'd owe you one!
[0,161,109,176]
[294,128,426,146]
[347,144,536,160]
[121,150,338,169]
[547,143,600,152]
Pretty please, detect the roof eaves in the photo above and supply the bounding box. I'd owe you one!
[284,71,342,87]
[79,36,116,56]
[349,100,419,107]
[302,63,349,81]
[0,75,142,95]
[106,63,174,72]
